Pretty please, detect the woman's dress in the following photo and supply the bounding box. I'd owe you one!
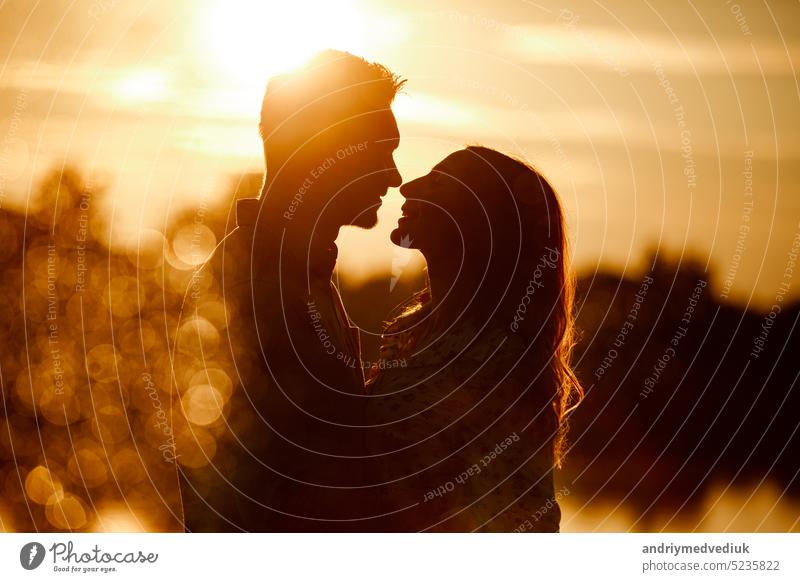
[365,306,562,532]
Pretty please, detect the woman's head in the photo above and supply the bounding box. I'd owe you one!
[392,146,583,465]
[394,146,566,316]
[394,147,562,277]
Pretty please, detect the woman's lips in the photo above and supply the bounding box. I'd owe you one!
[398,203,420,228]
[397,214,418,229]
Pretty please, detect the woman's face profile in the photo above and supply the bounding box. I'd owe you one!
[392,150,485,255]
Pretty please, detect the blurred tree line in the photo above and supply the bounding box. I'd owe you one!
[0,167,797,531]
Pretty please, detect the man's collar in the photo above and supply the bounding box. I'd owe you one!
[236,197,260,227]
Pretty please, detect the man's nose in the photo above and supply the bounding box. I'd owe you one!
[386,161,402,188]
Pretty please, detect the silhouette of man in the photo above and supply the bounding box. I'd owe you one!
[173,50,403,531]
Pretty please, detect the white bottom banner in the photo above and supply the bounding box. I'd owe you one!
[1,533,798,581]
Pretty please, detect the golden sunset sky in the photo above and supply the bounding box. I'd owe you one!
[1,0,798,307]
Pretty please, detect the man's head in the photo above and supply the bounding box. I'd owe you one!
[260,50,403,230]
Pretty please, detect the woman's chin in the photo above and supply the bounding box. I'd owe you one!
[390,226,415,248]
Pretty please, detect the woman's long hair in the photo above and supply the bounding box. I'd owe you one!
[384,146,583,467]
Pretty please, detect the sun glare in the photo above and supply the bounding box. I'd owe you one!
[113,69,169,103]
[200,0,367,87]
[392,92,478,127]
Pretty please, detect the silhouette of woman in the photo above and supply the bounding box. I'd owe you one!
[365,146,583,532]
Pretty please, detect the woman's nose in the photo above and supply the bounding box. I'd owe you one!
[399,176,422,197]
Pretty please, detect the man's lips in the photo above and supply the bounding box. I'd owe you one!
[400,205,419,218]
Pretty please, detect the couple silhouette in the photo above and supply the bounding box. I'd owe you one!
[172,50,582,532]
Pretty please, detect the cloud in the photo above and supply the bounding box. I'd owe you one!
[510,23,799,75]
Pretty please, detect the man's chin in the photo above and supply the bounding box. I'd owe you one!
[349,211,379,230]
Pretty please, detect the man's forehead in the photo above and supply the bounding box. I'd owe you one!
[360,108,400,143]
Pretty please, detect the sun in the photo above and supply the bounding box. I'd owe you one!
[199,0,367,87]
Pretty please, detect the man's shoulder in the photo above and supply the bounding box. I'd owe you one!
[208,224,252,270]
[202,196,261,273]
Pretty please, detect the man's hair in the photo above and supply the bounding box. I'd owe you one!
[259,50,404,164]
